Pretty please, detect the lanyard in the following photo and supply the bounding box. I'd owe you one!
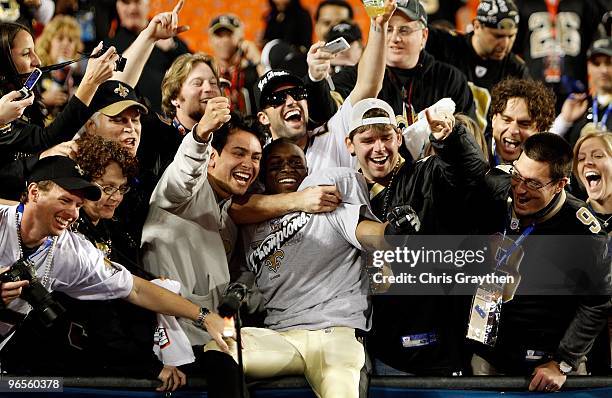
[15,204,54,258]
[497,224,535,269]
[592,97,612,129]
[491,138,501,166]
[172,117,190,137]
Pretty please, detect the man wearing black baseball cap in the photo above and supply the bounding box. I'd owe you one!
[0,155,228,373]
[425,0,528,93]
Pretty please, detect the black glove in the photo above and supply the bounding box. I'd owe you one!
[385,205,421,235]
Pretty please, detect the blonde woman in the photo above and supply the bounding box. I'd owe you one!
[35,15,85,115]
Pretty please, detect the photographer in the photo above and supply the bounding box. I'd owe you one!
[0,155,228,379]
[0,21,118,200]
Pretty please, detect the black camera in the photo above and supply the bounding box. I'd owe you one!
[218,283,248,318]
[91,45,127,72]
[0,258,65,327]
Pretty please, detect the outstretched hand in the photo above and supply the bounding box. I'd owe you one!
[307,41,334,82]
[146,0,190,41]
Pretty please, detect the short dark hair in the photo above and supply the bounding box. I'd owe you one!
[75,134,139,181]
[259,137,304,184]
[211,112,268,154]
[522,132,572,181]
[315,0,354,22]
[490,78,556,132]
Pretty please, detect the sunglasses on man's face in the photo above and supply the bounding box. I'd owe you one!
[263,87,308,108]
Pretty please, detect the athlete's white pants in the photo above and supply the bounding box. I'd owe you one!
[204,326,365,398]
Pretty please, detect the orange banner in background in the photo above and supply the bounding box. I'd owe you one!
[149,0,371,54]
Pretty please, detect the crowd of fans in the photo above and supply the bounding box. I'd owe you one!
[0,0,610,396]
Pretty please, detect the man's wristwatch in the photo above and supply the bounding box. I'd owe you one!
[193,307,210,330]
[557,360,573,375]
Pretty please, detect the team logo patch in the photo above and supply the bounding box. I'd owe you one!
[114,83,129,98]
[248,212,311,275]
[475,66,488,78]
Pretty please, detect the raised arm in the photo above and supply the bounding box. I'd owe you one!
[348,0,396,104]
[153,97,230,207]
[112,0,189,87]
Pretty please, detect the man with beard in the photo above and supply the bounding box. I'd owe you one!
[344,97,488,375]
[425,0,529,130]
[474,132,611,392]
[426,0,529,92]
[488,78,556,167]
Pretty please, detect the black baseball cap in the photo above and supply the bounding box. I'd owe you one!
[395,0,427,26]
[254,69,305,110]
[209,14,241,34]
[29,156,101,201]
[587,37,612,59]
[90,80,148,117]
[325,21,362,44]
[476,0,519,30]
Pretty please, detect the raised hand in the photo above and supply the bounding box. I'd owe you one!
[560,93,588,124]
[307,41,334,82]
[81,42,119,87]
[196,97,231,141]
[146,0,190,41]
[425,107,455,140]
[374,0,397,26]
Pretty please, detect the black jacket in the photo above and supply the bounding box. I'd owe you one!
[474,167,611,373]
[368,123,488,375]
[332,51,476,123]
[426,28,530,92]
[0,96,93,200]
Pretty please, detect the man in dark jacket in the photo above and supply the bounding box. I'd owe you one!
[345,97,488,375]
[332,0,476,128]
[473,133,611,392]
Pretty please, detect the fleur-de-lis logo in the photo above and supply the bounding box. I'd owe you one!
[114,83,129,98]
[75,164,85,176]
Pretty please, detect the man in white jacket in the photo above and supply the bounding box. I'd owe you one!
[142,101,266,348]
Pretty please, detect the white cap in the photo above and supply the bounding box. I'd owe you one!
[349,98,398,134]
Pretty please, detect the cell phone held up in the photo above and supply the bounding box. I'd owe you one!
[14,68,42,101]
[320,37,351,55]
[91,44,127,72]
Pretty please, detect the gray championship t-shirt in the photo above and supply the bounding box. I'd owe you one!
[243,167,378,332]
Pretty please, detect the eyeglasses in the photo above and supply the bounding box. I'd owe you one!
[510,165,556,191]
[95,182,131,196]
[262,87,308,108]
[386,25,424,37]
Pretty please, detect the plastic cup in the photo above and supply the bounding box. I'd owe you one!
[362,0,385,17]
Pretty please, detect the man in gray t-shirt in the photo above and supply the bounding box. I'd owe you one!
[205,139,389,398]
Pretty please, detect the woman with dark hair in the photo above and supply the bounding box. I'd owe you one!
[0,21,118,200]
[262,0,313,50]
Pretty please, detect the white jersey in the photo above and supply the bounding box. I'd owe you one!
[305,97,358,173]
[0,204,134,348]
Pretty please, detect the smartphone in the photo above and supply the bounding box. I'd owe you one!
[321,37,351,54]
[15,68,42,101]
